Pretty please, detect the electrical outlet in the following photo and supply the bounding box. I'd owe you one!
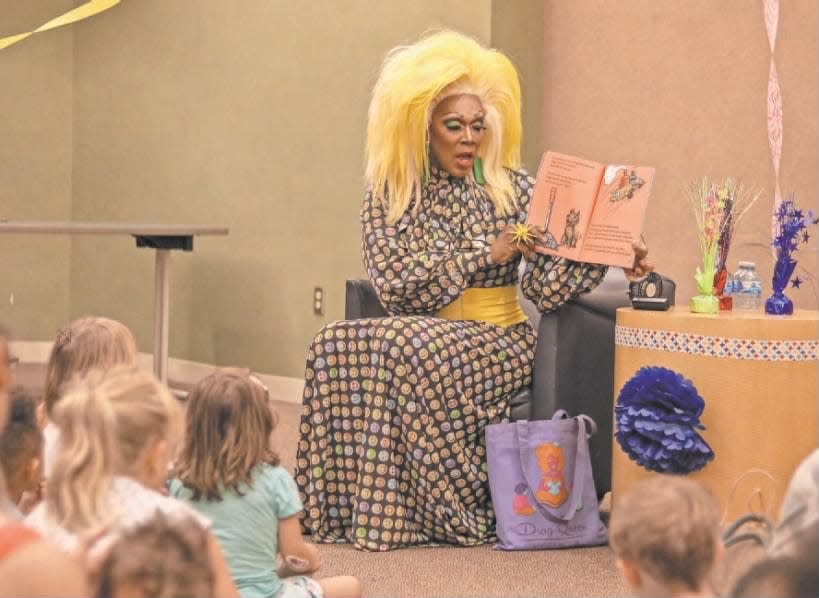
[313,287,324,315]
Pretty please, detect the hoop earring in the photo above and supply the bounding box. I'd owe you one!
[472,156,486,185]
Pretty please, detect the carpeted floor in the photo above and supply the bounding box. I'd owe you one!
[13,362,627,598]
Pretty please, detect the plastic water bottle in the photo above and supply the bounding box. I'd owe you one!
[733,261,762,310]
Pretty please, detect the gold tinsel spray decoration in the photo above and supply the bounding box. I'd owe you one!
[511,223,536,248]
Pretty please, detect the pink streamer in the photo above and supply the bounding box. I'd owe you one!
[764,0,782,255]
[763,0,779,53]
[767,61,783,180]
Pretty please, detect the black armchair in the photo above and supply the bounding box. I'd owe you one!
[344,269,676,497]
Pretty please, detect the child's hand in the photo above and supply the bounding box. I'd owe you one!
[285,555,310,572]
[17,480,45,515]
[277,554,311,578]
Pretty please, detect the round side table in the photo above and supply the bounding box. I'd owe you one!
[611,306,818,522]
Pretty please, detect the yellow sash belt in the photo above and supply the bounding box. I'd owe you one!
[436,286,528,328]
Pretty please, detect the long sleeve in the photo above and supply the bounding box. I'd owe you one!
[511,171,609,314]
[520,254,608,313]
[361,190,493,316]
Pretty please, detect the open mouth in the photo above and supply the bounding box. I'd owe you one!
[455,153,474,168]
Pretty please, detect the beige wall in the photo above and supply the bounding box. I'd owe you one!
[67,1,491,378]
[491,0,545,173]
[531,0,817,308]
[0,0,75,340]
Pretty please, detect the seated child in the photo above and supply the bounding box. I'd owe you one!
[25,365,238,598]
[732,531,818,597]
[42,317,139,478]
[0,387,43,514]
[170,369,363,598]
[609,476,722,598]
[94,512,215,598]
[0,325,88,598]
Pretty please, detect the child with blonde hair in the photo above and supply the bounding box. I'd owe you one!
[609,476,723,598]
[25,365,238,598]
[171,369,362,598]
[42,316,139,477]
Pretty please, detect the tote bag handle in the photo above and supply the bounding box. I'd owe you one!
[516,412,596,523]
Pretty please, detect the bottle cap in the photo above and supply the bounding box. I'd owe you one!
[738,261,756,268]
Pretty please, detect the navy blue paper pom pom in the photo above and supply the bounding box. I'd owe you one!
[615,366,714,474]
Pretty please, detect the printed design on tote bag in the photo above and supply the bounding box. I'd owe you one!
[513,521,588,539]
[512,483,535,516]
[534,443,569,507]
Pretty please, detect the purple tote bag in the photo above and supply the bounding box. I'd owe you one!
[486,410,608,550]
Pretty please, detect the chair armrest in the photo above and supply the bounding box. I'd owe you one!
[345,280,389,320]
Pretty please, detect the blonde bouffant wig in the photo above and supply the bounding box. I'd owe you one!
[365,30,523,224]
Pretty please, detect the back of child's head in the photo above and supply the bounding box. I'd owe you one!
[0,387,43,502]
[610,475,721,592]
[175,368,279,501]
[46,365,181,533]
[732,533,819,597]
[44,317,138,416]
[95,512,214,598]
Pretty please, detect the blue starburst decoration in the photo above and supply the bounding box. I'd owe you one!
[771,195,818,293]
[766,195,818,314]
[615,366,714,474]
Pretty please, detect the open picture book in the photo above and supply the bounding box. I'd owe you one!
[526,151,655,268]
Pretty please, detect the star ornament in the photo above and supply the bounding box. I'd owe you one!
[511,223,536,248]
[792,276,803,289]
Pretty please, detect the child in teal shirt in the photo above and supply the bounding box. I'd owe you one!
[170,370,361,598]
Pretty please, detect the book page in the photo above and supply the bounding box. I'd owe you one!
[578,165,654,268]
[527,151,604,262]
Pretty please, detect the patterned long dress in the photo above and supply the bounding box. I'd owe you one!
[295,166,607,551]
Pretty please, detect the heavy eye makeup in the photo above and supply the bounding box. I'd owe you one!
[442,117,485,133]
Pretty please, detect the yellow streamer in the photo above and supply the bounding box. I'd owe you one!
[0,0,120,51]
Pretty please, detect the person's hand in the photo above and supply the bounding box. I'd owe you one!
[623,238,654,282]
[277,554,311,578]
[490,224,543,264]
[17,480,44,515]
[518,225,545,261]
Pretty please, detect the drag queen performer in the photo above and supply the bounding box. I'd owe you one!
[295,31,651,551]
